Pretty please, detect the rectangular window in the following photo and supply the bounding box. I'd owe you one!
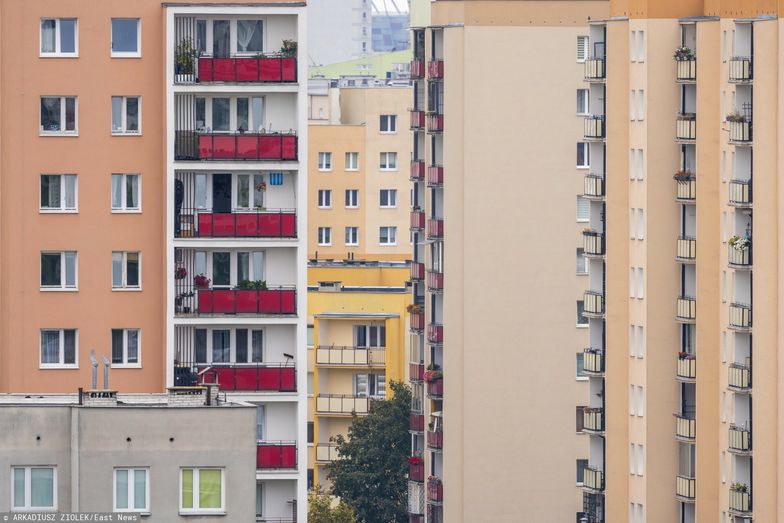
[211,98,230,131]
[629,385,635,415]
[629,268,636,298]
[380,189,397,208]
[637,267,644,299]
[630,90,637,120]
[722,151,727,182]
[40,251,77,289]
[180,468,224,514]
[111,18,141,57]
[318,227,331,246]
[576,89,589,115]
[345,152,359,171]
[637,445,644,475]
[111,174,141,211]
[12,467,56,511]
[576,143,589,168]
[637,386,644,416]
[380,115,397,133]
[114,468,148,513]
[636,207,644,239]
[576,196,589,222]
[576,301,588,326]
[629,444,636,474]
[637,149,644,180]
[722,211,727,242]
[636,504,643,523]
[629,325,636,357]
[111,96,141,134]
[40,174,77,212]
[345,227,359,246]
[629,149,636,179]
[379,226,397,246]
[637,90,645,120]
[40,96,77,135]
[576,406,585,432]
[630,31,637,62]
[380,152,398,171]
[236,20,263,53]
[40,329,77,367]
[318,152,332,171]
[576,353,587,379]
[576,36,588,62]
[112,252,141,289]
[576,248,587,275]
[353,372,386,397]
[630,208,636,239]
[637,326,644,358]
[111,329,140,366]
[317,189,332,208]
[576,459,588,484]
[637,31,645,62]
[40,18,77,57]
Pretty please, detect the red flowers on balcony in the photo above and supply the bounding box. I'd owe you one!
[409,456,425,482]
[257,442,297,469]
[198,56,297,83]
[197,287,296,315]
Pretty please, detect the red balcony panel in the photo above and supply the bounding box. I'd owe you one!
[194,212,295,238]
[427,166,443,185]
[281,445,297,468]
[409,516,424,523]
[197,289,214,313]
[258,212,297,238]
[236,135,260,159]
[427,271,443,290]
[234,214,259,236]
[426,114,444,133]
[410,110,425,129]
[281,58,297,81]
[198,134,214,159]
[427,479,443,502]
[233,367,257,390]
[258,57,281,81]
[235,58,259,81]
[281,135,297,160]
[411,311,425,331]
[409,462,425,482]
[410,210,425,230]
[235,290,258,313]
[257,443,297,469]
[410,160,425,181]
[196,288,295,315]
[196,364,296,392]
[427,324,443,344]
[278,367,296,391]
[259,135,282,159]
[212,289,235,313]
[410,262,425,281]
[213,366,238,390]
[212,135,237,159]
[197,57,297,83]
[192,133,297,161]
[211,213,236,237]
[409,363,425,381]
[197,213,214,237]
[427,378,443,397]
[427,60,444,78]
[259,289,297,314]
[213,58,235,81]
[411,59,425,78]
[198,57,214,81]
[427,219,444,239]
[409,413,424,432]
[257,367,292,391]
[427,430,443,449]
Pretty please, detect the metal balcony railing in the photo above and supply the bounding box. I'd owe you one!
[676,475,696,501]
[728,244,752,268]
[728,363,752,391]
[676,296,696,322]
[257,441,297,469]
[315,394,377,415]
[173,361,296,391]
[583,467,604,492]
[729,57,753,82]
[583,407,604,434]
[676,355,696,381]
[583,291,605,317]
[676,59,697,82]
[175,131,298,162]
[676,113,697,141]
[675,415,696,441]
[175,208,297,239]
[676,176,696,201]
[676,236,697,262]
[584,174,605,199]
[315,346,385,367]
[584,57,605,81]
[729,302,752,330]
[175,286,296,316]
[729,424,751,453]
[728,179,752,207]
[729,485,752,514]
[583,349,604,376]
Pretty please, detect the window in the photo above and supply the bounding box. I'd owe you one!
[637,208,645,239]
[637,267,644,299]
[637,149,644,180]
[630,90,637,120]
[577,36,588,62]
[236,20,263,53]
[637,90,645,120]
[317,189,332,208]
[629,385,635,415]
[637,386,644,416]
[380,152,398,171]
[576,89,589,115]
[630,31,637,62]
[236,174,266,210]
[318,152,332,171]
[629,149,636,179]
[12,467,56,511]
[576,406,585,432]
[576,301,588,326]
[111,18,141,57]
[629,208,636,239]
[307,422,314,444]
[345,227,359,246]
[636,326,644,358]
[637,31,645,62]
[40,251,77,289]
[576,353,587,379]
[40,175,77,212]
[180,468,224,514]
[111,96,141,134]
[40,19,77,57]
[40,96,77,135]
[629,325,636,357]
[114,468,149,513]
[636,445,644,475]
[354,373,386,397]
[345,152,359,171]
[345,189,359,208]
[379,226,397,245]
[636,504,643,523]
[380,115,397,133]
[380,189,398,208]
[629,444,636,474]
[318,227,331,246]
[111,174,141,211]
[576,196,589,222]
[629,268,636,298]
[40,329,77,367]
[576,248,587,275]
[576,142,589,168]
[112,252,141,290]
[576,459,588,484]
[111,329,140,367]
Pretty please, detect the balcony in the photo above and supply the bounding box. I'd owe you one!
[192,55,297,84]
[676,236,696,263]
[676,354,696,382]
[408,481,425,519]
[583,231,605,257]
[411,59,425,79]
[675,415,696,442]
[729,57,753,83]
[426,112,444,133]
[676,58,697,82]
[426,271,443,292]
[584,58,605,81]
[583,407,604,435]
[409,362,425,382]
[676,114,697,141]
[176,209,297,239]
[175,131,298,162]
[729,302,752,331]
[411,262,425,281]
[584,115,605,140]
[729,180,752,207]
[174,362,296,392]
[675,174,696,202]
[728,117,752,144]
[409,412,425,433]
[676,475,696,502]
[315,346,385,367]
[177,287,296,316]
[315,443,341,463]
[409,458,425,482]
[427,477,443,503]
[427,429,443,450]
[410,311,425,332]
[676,296,696,323]
[426,377,443,399]
[729,484,752,515]
[410,109,425,130]
[427,59,444,79]
[583,349,604,377]
[427,218,444,240]
[583,174,605,200]
[582,467,604,492]
[728,243,752,269]
[257,441,297,469]
[427,165,444,187]
[428,323,443,344]
[729,425,752,454]
[581,492,604,523]
[583,291,605,318]
[728,363,752,392]
[411,210,425,231]
[315,394,374,415]
[411,160,425,182]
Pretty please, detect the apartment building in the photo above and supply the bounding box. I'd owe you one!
[306,260,409,488]
[309,84,411,261]
[407,1,608,521]
[579,1,782,522]
[307,0,372,66]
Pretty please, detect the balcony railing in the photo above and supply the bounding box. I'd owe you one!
[676,114,697,141]
[427,378,443,398]
[676,59,697,82]
[729,485,752,514]
[584,115,605,140]
[175,209,297,239]
[426,112,444,133]
[675,415,696,441]
[409,460,425,482]
[190,55,297,84]
[427,478,443,503]
[427,165,444,187]
[315,443,341,463]
[409,412,425,432]
[411,311,425,332]
[427,59,444,79]
[427,429,443,450]
[677,355,696,382]
[728,244,752,268]
[411,160,425,181]
[729,302,752,330]
[316,394,374,415]
[173,362,296,391]
[427,271,443,292]
[411,210,425,231]
[584,174,605,199]
[583,349,604,376]
[175,131,298,162]
[408,480,425,517]
[729,57,753,82]
[676,296,696,322]
[583,407,604,434]
[410,362,425,382]
[581,492,604,523]
[584,58,605,81]
[257,441,297,469]
[411,262,425,281]
[676,176,697,202]
[316,346,385,367]
[427,218,444,239]
[583,467,604,492]
[676,236,696,262]
[410,109,425,130]
[583,231,605,257]
[177,287,296,316]
[728,363,752,391]
[729,425,751,453]
[676,475,696,501]
[411,59,425,79]
[428,323,443,344]
[729,119,752,143]
[729,179,752,207]
[583,291,605,317]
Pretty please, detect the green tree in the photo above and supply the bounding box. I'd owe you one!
[308,486,356,523]
[328,381,411,523]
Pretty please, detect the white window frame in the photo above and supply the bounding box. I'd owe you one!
[345,226,359,246]
[577,35,588,62]
[40,18,78,57]
[576,196,589,222]
[111,173,142,213]
[637,31,645,62]
[111,18,141,58]
[11,466,57,512]
[197,18,266,56]
[575,352,588,381]
[379,226,397,246]
[576,88,589,115]
[318,152,332,171]
[380,189,398,208]
[193,327,266,364]
[39,174,78,213]
[576,248,588,275]
[113,468,150,514]
[576,142,590,169]
[112,251,142,291]
[39,96,78,136]
[345,152,359,171]
[40,251,77,291]
[380,114,397,133]
[345,189,359,209]
[39,329,78,369]
[317,189,332,209]
[318,227,332,246]
[111,328,142,368]
[195,95,266,133]
[179,468,225,515]
[379,152,398,171]
[111,96,142,135]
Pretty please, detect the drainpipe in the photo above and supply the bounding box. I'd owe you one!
[70,406,80,511]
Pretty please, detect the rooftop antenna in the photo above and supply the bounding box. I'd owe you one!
[102,355,111,390]
[89,350,98,390]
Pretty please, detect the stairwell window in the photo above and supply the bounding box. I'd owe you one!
[40,251,77,290]
[12,467,57,511]
[40,329,77,368]
[576,142,590,169]
[40,18,77,57]
[576,89,589,115]
[380,152,398,171]
[111,96,141,135]
[111,328,141,367]
[180,468,224,515]
[379,226,397,246]
[112,252,141,290]
[111,174,141,212]
[576,196,589,222]
[40,96,77,135]
[111,18,141,58]
[114,468,149,513]
[40,174,77,212]
[576,301,588,326]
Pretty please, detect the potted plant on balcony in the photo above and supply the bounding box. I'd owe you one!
[193,274,211,289]
[175,38,198,76]
[237,279,268,290]
[726,112,748,123]
[673,169,693,180]
[731,482,749,493]
[729,235,751,252]
[406,303,423,314]
[673,46,695,61]
[678,351,695,360]
[281,39,297,57]
[408,456,423,466]
[175,266,188,280]
[583,227,598,236]
[423,364,442,383]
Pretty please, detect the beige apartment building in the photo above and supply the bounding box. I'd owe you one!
[309,83,411,261]
[407,1,607,521]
